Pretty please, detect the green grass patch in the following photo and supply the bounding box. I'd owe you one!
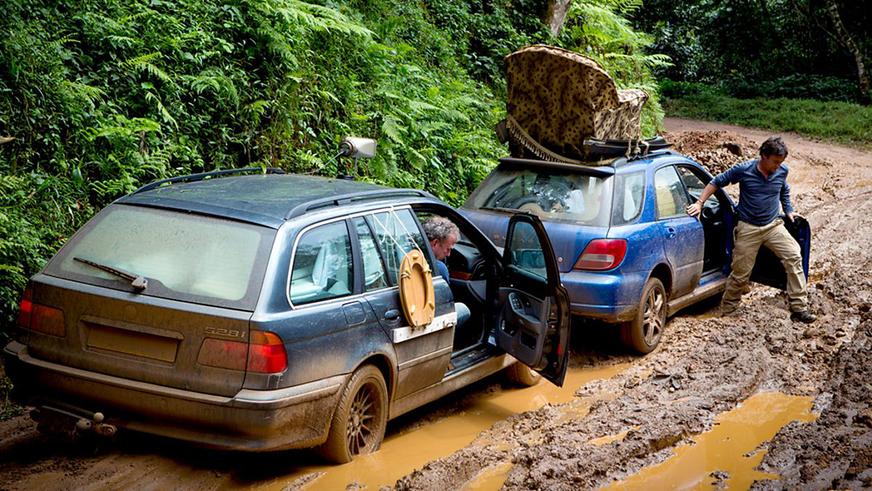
[664,93,872,149]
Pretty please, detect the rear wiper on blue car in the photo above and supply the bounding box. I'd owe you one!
[73,257,148,291]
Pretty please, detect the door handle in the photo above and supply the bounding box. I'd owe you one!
[384,309,400,321]
[666,227,676,238]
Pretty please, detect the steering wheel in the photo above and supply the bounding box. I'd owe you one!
[518,202,546,215]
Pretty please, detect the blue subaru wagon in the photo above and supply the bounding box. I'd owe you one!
[461,151,810,354]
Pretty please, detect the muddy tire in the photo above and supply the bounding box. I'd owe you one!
[620,277,667,354]
[319,365,388,464]
[504,362,541,387]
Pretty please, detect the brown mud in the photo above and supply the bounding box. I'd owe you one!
[1,118,871,490]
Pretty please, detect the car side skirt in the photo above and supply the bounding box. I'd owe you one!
[389,354,515,420]
[667,277,727,317]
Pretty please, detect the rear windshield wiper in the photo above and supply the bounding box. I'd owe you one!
[73,257,148,291]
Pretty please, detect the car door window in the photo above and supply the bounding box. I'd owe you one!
[612,171,645,225]
[507,220,547,280]
[353,217,389,291]
[654,166,690,219]
[370,209,427,286]
[290,221,353,305]
[676,165,718,206]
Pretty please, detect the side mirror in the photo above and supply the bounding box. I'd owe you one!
[339,137,377,159]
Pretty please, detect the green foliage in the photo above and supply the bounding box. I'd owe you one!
[634,0,870,104]
[722,74,861,103]
[0,0,665,336]
[664,92,872,148]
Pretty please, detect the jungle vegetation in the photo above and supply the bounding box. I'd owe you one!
[0,0,664,334]
[2,0,869,338]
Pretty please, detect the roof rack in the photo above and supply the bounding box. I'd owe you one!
[582,136,671,160]
[285,189,435,219]
[133,167,286,194]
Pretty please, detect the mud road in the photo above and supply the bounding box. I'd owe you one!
[1,118,870,490]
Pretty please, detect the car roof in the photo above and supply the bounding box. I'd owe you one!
[118,173,437,228]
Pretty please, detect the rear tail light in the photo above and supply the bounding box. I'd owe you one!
[198,338,248,371]
[247,331,287,374]
[574,239,628,271]
[197,330,287,374]
[17,287,66,337]
[17,288,33,328]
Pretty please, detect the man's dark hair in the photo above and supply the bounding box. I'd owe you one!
[759,136,788,157]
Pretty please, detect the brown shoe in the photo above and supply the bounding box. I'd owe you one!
[790,311,817,324]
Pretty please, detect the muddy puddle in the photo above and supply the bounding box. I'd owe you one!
[606,392,817,490]
[256,363,629,490]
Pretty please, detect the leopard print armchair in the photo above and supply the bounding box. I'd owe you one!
[504,45,648,164]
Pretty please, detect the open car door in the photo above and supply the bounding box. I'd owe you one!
[748,215,811,289]
[492,214,571,386]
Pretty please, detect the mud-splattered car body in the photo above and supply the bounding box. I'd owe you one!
[462,152,811,353]
[3,170,571,461]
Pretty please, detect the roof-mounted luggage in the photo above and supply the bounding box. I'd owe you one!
[501,44,669,164]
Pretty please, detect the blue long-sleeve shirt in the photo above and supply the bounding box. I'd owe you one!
[711,159,794,226]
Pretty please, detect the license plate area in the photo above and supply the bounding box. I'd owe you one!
[85,319,181,363]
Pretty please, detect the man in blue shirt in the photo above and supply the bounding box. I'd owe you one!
[687,137,815,323]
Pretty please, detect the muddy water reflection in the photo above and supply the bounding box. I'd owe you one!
[607,392,817,490]
[263,364,628,490]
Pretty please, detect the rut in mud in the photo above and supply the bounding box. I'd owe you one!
[1,118,871,490]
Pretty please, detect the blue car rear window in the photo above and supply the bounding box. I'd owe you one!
[467,168,613,226]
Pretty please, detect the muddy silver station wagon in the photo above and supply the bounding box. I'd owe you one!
[4,166,570,462]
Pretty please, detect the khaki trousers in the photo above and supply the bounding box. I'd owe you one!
[722,218,808,312]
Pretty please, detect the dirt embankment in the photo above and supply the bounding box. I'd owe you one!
[1,118,871,490]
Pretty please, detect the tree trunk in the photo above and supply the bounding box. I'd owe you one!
[544,0,573,36]
[824,0,870,103]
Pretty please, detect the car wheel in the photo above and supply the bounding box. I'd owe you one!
[620,277,667,354]
[504,362,541,387]
[319,365,388,464]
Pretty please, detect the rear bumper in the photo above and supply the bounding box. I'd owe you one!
[560,269,647,322]
[2,341,346,451]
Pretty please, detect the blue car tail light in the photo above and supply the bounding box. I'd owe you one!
[574,239,627,271]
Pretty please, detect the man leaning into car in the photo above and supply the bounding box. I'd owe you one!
[423,216,470,326]
[686,136,816,324]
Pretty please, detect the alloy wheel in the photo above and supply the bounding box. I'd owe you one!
[346,382,379,456]
[642,286,665,346]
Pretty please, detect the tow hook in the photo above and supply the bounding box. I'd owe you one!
[75,412,117,437]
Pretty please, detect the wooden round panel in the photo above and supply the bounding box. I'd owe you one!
[398,250,435,328]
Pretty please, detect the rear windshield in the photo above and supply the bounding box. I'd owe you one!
[465,166,613,226]
[45,205,275,310]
